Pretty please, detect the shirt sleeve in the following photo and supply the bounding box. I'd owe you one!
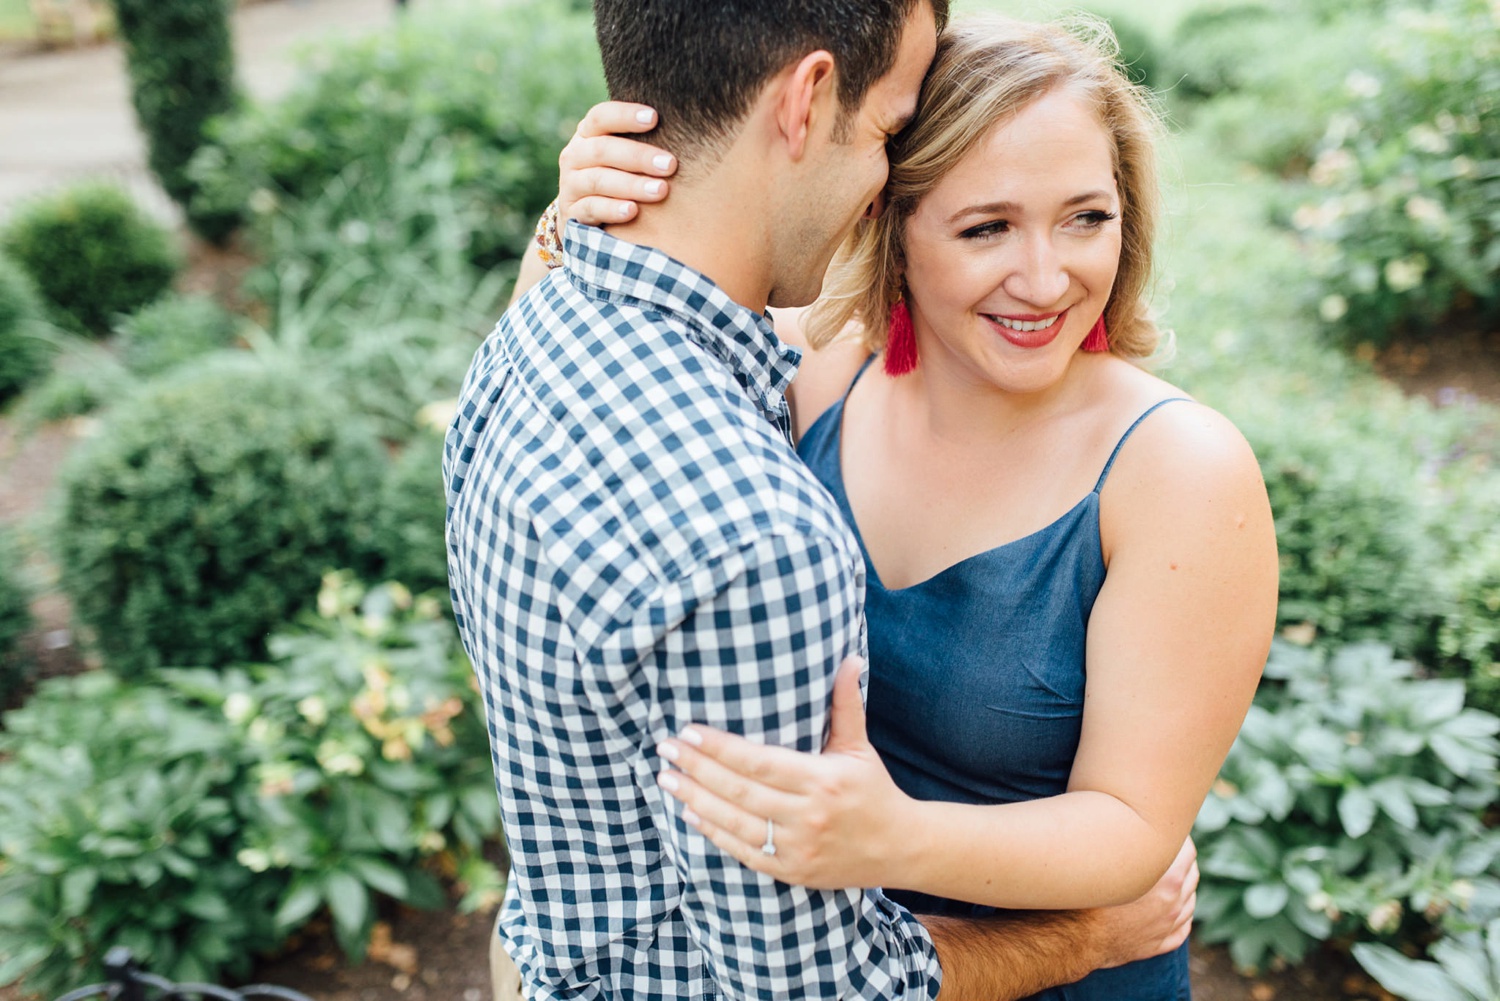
[635,529,944,1001]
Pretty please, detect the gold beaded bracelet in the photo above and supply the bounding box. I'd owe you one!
[534,199,564,268]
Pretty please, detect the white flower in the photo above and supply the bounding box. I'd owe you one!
[297,696,329,727]
[317,740,367,776]
[248,189,278,215]
[223,692,256,726]
[418,830,447,853]
[1451,155,1476,178]
[237,848,272,873]
[1309,148,1356,187]
[339,220,372,246]
[1404,195,1447,228]
[1384,256,1428,293]
[1407,124,1449,155]
[417,399,458,431]
[1344,70,1382,99]
[1367,900,1403,934]
[1320,295,1350,324]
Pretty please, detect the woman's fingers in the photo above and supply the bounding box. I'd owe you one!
[575,101,662,139]
[657,765,781,851]
[670,725,816,794]
[561,135,676,181]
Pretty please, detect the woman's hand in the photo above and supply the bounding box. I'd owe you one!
[559,102,678,225]
[656,658,916,889]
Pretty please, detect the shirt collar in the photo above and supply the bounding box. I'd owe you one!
[562,221,801,421]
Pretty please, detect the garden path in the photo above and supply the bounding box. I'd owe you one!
[0,0,398,226]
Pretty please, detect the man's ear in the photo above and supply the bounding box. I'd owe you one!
[776,50,838,161]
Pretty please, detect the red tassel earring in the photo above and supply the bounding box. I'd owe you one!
[1082,315,1110,353]
[884,300,918,376]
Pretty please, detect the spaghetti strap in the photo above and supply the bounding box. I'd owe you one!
[1093,398,1192,493]
[845,353,878,399]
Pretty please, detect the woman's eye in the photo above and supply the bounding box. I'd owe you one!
[960,220,1009,240]
[1073,210,1119,229]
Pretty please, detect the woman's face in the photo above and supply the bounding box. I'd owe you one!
[902,87,1122,396]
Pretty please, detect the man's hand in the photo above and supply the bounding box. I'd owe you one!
[1092,836,1198,969]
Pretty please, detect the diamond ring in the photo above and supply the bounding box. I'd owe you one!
[760,817,777,857]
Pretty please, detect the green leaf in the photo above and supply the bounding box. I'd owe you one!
[1338,786,1377,838]
[1368,778,1418,830]
[274,880,323,930]
[1244,882,1290,918]
[348,857,409,900]
[325,869,369,943]
[59,868,98,918]
[1353,943,1472,1001]
[1430,936,1494,999]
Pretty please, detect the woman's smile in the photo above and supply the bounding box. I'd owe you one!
[984,308,1070,348]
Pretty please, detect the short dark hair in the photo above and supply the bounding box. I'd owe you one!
[592,0,949,164]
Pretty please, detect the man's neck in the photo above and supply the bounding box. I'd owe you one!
[604,161,774,315]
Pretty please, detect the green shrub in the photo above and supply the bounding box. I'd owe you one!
[56,358,386,678]
[373,429,449,597]
[0,576,502,995]
[1101,13,1161,88]
[1437,514,1500,717]
[117,293,239,378]
[1356,919,1500,1000]
[10,340,134,429]
[241,131,503,442]
[1247,412,1442,656]
[0,183,178,336]
[1295,0,1499,346]
[188,0,605,269]
[111,0,240,242]
[0,528,33,704]
[0,256,52,407]
[1168,5,1281,100]
[1194,642,1500,973]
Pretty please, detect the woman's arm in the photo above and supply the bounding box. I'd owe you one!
[657,403,1277,909]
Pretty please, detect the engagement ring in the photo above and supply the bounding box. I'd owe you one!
[760,817,777,856]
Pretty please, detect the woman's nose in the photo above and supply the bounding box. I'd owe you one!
[1005,236,1070,306]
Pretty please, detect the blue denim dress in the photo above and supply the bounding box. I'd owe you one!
[797,368,1192,1000]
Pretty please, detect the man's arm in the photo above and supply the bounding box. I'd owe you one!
[644,530,943,1000]
[926,837,1199,1000]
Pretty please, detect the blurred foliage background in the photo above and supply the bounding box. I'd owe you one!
[0,0,1497,998]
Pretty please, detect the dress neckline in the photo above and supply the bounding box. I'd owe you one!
[815,395,1100,594]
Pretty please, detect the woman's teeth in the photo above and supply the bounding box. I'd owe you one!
[990,315,1059,332]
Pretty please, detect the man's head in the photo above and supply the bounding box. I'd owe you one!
[592,0,950,170]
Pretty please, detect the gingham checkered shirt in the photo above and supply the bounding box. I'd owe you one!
[444,222,943,1000]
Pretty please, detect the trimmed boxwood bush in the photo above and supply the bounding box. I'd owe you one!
[0,183,178,336]
[0,256,50,406]
[111,0,240,242]
[373,430,448,597]
[0,528,33,705]
[117,293,239,378]
[56,358,386,677]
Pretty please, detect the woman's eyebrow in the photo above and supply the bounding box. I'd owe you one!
[945,190,1116,225]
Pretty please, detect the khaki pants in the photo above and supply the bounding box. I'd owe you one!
[490,909,525,1001]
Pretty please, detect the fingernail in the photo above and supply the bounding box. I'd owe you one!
[644,180,664,196]
[652,154,674,172]
[683,808,701,826]
[617,203,632,220]
[682,727,704,747]
[657,740,679,761]
[636,109,655,125]
[658,770,679,792]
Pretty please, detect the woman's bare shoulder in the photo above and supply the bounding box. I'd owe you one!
[1098,368,1271,556]
[770,307,872,441]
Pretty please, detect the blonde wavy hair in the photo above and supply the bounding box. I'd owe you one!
[805,14,1168,362]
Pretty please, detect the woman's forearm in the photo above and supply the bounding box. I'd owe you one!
[903,791,1176,910]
